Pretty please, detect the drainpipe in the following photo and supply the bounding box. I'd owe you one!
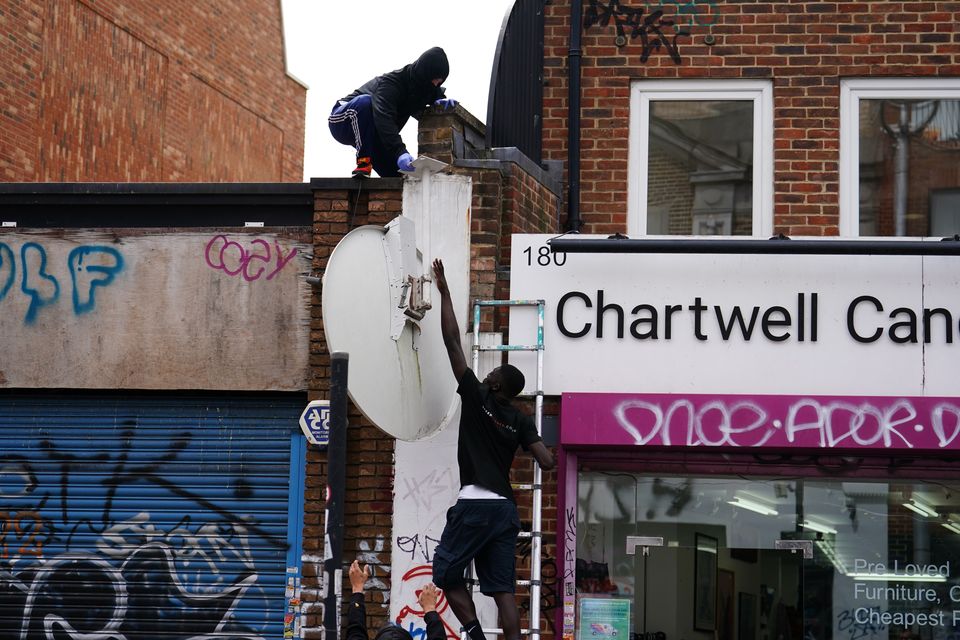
[567,0,583,232]
[893,104,910,237]
[323,352,348,640]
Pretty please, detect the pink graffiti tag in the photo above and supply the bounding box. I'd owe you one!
[204,235,298,282]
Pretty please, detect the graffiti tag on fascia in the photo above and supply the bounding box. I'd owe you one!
[204,234,299,282]
[0,242,124,324]
[616,397,960,449]
[574,395,960,449]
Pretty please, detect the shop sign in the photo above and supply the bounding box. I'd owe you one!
[509,235,959,396]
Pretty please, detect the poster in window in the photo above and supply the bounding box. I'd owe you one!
[694,533,718,631]
[577,596,631,640]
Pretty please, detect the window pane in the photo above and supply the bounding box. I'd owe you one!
[858,99,960,236]
[647,101,754,235]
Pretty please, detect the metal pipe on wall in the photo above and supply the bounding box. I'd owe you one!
[323,352,349,640]
[567,0,583,232]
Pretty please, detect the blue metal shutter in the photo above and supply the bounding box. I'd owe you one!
[0,394,305,640]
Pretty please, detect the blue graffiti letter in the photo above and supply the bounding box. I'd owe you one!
[20,243,60,324]
[0,242,14,301]
[69,246,124,315]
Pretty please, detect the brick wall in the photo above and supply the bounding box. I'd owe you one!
[0,0,305,182]
[543,0,960,235]
[304,181,404,636]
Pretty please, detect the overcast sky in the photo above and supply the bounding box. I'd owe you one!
[279,0,516,181]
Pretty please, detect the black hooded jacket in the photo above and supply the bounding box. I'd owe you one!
[340,47,449,162]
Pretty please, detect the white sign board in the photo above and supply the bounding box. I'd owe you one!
[299,400,330,446]
[509,234,960,397]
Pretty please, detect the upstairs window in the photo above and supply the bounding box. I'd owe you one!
[840,78,960,237]
[629,80,773,237]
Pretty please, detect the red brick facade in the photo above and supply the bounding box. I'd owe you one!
[542,0,960,235]
[0,0,305,182]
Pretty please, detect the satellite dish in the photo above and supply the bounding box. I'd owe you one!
[322,162,471,441]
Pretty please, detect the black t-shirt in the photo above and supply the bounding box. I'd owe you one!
[456,369,541,502]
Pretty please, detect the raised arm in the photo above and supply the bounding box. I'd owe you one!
[346,560,372,640]
[419,583,446,640]
[433,259,467,381]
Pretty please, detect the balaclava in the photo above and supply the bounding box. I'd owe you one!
[411,47,449,87]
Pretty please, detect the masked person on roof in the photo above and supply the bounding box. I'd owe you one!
[329,47,457,178]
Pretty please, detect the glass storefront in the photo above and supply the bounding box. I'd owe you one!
[573,471,960,640]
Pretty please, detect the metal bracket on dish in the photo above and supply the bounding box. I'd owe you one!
[404,274,432,320]
[383,216,423,340]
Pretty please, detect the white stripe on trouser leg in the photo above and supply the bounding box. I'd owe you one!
[328,109,362,154]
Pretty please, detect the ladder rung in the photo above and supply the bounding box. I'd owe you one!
[472,344,541,352]
[516,391,544,398]
[511,483,542,491]
[516,531,542,540]
[474,299,544,307]
[478,628,537,636]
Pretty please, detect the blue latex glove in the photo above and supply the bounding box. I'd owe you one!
[397,152,414,172]
[434,98,458,110]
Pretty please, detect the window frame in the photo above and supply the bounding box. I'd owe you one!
[627,79,774,238]
[839,77,960,237]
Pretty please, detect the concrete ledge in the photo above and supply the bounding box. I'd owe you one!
[454,146,563,197]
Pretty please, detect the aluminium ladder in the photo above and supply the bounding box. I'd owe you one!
[468,298,546,639]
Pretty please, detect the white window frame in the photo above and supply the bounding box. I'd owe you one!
[628,79,774,237]
[839,77,960,237]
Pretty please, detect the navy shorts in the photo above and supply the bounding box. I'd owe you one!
[432,499,520,595]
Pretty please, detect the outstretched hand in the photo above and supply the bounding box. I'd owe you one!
[349,559,370,594]
[432,259,449,297]
[418,582,439,613]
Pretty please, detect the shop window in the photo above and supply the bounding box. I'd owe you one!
[628,80,773,237]
[840,78,960,237]
[574,471,960,640]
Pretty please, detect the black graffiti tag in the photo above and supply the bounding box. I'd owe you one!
[584,0,689,63]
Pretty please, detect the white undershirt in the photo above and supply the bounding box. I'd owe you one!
[458,484,506,500]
